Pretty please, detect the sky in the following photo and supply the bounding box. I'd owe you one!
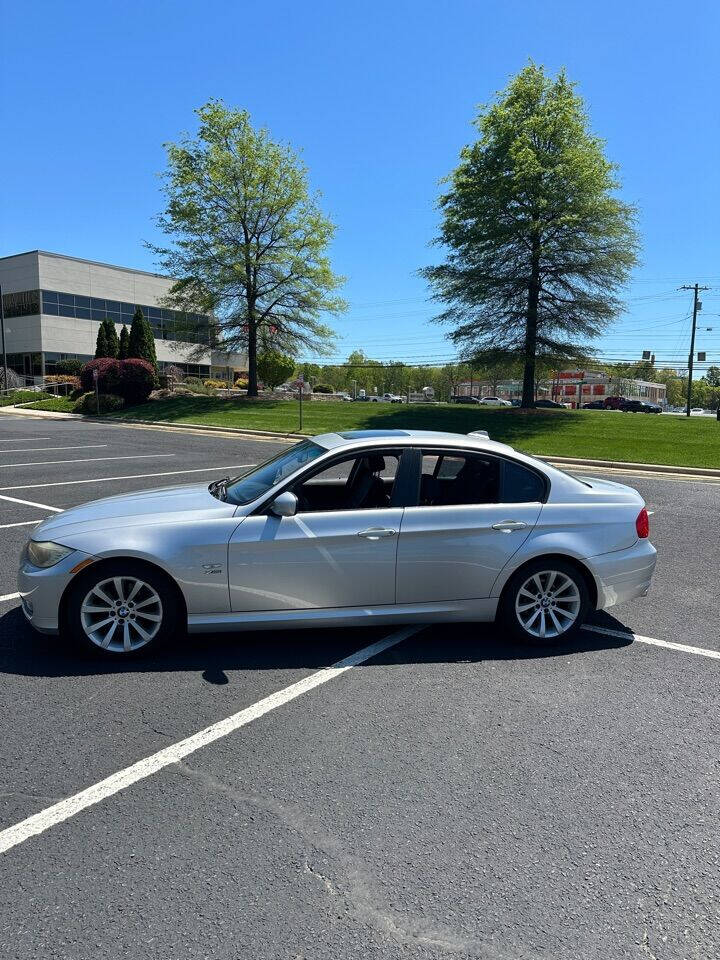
[2,0,719,372]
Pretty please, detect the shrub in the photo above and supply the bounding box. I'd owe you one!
[80,358,122,394]
[312,383,334,393]
[73,392,125,414]
[234,377,248,388]
[203,378,229,389]
[53,359,84,376]
[44,374,81,390]
[164,364,186,382]
[120,358,157,404]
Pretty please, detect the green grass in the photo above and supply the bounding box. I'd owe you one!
[0,390,53,407]
[21,395,76,412]
[106,397,720,468]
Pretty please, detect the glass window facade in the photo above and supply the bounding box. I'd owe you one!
[0,288,210,345]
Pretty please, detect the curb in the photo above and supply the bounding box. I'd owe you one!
[5,407,720,478]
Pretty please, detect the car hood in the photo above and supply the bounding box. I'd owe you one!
[32,483,237,543]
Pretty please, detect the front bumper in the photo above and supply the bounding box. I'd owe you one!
[17,550,96,634]
[586,539,657,610]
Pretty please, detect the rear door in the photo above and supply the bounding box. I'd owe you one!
[396,449,545,603]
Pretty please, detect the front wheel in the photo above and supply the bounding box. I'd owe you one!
[65,561,182,656]
[498,559,590,645]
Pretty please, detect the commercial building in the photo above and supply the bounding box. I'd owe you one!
[456,368,667,407]
[0,250,247,382]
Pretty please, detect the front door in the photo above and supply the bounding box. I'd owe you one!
[396,449,544,603]
[228,449,405,612]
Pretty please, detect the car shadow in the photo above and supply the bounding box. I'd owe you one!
[0,606,634,681]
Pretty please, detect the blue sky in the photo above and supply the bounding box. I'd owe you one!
[2,0,718,370]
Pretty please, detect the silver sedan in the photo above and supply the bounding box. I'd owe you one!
[17,429,657,655]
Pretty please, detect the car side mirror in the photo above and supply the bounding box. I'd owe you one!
[269,491,298,518]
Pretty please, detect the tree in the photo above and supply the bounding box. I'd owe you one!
[95,323,109,359]
[118,324,130,360]
[127,307,158,369]
[150,100,345,396]
[705,365,720,388]
[421,64,639,408]
[256,350,295,389]
[103,318,119,358]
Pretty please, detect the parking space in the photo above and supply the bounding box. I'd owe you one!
[0,413,718,959]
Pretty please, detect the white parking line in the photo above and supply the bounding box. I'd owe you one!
[0,464,255,492]
[0,445,107,455]
[0,520,42,529]
[0,454,175,469]
[0,625,422,855]
[0,592,20,603]
[583,624,720,661]
[0,437,52,442]
[0,494,62,512]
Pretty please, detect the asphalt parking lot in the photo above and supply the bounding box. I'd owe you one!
[0,412,719,960]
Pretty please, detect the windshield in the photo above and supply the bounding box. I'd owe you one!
[223,440,326,505]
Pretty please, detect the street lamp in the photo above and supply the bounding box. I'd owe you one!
[0,283,8,391]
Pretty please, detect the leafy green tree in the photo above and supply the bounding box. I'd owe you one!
[128,307,158,369]
[118,324,130,360]
[705,365,720,388]
[103,318,120,358]
[94,323,109,359]
[421,64,639,407]
[256,350,295,389]
[151,100,345,396]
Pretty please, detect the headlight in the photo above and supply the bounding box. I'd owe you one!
[25,540,73,569]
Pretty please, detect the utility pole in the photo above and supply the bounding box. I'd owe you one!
[0,283,8,392]
[680,284,710,417]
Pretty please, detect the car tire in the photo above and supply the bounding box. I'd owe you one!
[64,561,183,657]
[497,558,590,646]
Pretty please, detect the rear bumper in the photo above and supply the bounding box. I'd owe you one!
[586,539,657,610]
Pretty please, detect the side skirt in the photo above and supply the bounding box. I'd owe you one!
[187,599,498,633]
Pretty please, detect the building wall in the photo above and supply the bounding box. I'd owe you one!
[1,251,247,374]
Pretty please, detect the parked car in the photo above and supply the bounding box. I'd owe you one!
[534,399,565,409]
[690,407,705,415]
[18,429,656,656]
[478,396,512,406]
[603,396,626,410]
[450,395,480,404]
[640,402,662,414]
[582,399,606,409]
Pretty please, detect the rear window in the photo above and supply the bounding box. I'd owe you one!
[502,460,546,502]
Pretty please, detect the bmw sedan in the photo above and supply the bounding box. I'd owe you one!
[18,430,657,655]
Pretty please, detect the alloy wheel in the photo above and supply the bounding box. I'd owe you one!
[80,576,163,653]
[514,570,581,639]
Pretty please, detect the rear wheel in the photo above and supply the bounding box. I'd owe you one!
[65,561,182,656]
[498,559,590,645]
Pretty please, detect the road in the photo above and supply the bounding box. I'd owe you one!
[0,412,718,960]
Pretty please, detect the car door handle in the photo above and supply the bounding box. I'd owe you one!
[358,527,397,540]
[491,520,528,533]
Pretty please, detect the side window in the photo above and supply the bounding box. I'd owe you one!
[291,451,400,513]
[502,460,546,503]
[419,451,500,506]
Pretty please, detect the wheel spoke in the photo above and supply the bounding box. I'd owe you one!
[532,574,544,593]
[130,620,152,642]
[135,611,161,622]
[101,620,118,649]
[90,616,115,633]
[126,580,143,602]
[123,622,131,652]
[545,571,557,592]
[518,587,537,602]
[92,585,114,606]
[134,596,159,610]
[538,611,546,637]
[113,577,126,602]
[81,604,112,614]
[548,609,563,635]
[525,608,541,628]
[516,600,537,612]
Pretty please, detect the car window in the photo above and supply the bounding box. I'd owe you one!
[419,451,500,506]
[225,440,326,505]
[291,450,400,513]
[502,460,546,502]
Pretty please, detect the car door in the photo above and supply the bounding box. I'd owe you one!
[228,448,409,612]
[395,449,545,603]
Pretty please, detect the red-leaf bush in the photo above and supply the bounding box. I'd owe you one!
[120,358,157,404]
[80,358,122,395]
[80,358,156,406]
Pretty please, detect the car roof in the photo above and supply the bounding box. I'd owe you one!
[313,429,517,456]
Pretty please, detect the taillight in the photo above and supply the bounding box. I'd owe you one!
[636,507,649,538]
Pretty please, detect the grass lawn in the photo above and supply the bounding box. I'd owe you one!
[20,395,76,412]
[108,397,720,468]
[0,390,53,407]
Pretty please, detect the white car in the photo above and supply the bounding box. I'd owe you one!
[18,429,656,656]
[478,396,512,407]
